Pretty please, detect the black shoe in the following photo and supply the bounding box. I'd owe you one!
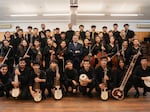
[134,93,140,98]
[87,93,93,98]
[143,92,147,96]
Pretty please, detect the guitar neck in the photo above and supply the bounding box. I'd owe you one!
[119,53,140,90]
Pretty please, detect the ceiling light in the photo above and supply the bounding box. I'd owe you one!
[77,13,105,16]
[43,14,70,16]
[110,14,139,16]
[10,14,38,17]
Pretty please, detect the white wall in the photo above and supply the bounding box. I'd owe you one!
[0,20,150,32]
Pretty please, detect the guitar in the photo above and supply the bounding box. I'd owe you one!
[33,70,42,102]
[144,76,150,87]
[54,66,63,100]
[12,72,20,98]
[112,49,141,100]
[101,68,109,101]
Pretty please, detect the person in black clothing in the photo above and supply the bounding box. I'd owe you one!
[79,25,85,41]
[113,23,120,41]
[43,38,56,69]
[39,24,46,37]
[25,26,33,44]
[68,35,83,72]
[133,57,150,98]
[4,31,15,46]
[46,60,63,97]
[120,40,132,66]
[118,30,127,49]
[14,29,24,64]
[13,26,20,38]
[56,41,68,74]
[81,38,91,60]
[66,23,75,42]
[17,39,32,67]
[130,39,142,67]
[31,28,40,45]
[11,59,31,100]
[57,32,69,46]
[63,60,78,95]
[0,64,12,97]
[106,36,117,68]
[90,25,98,42]
[124,24,135,40]
[79,60,95,97]
[31,39,43,67]
[102,26,109,44]
[54,28,61,42]
[112,58,132,97]
[1,40,14,73]
[95,57,112,94]
[92,36,106,67]
[29,62,46,100]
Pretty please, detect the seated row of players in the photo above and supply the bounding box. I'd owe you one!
[0,56,150,101]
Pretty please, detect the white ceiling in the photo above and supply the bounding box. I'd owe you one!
[0,0,150,22]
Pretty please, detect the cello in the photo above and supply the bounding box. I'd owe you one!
[111,40,121,72]
[83,42,96,67]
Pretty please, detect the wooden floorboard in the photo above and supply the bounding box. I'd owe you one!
[0,88,150,112]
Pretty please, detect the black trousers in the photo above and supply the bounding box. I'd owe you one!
[19,86,30,100]
[64,80,78,93]
[0,84,12,97]
[79,82,95,95]
[133,79,150,94]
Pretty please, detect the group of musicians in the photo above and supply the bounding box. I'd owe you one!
[0,23,150,101]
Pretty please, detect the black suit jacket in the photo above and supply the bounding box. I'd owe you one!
[68,42,83,58]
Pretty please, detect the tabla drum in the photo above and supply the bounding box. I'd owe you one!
[144,76,150,87]
[79,74,88,86]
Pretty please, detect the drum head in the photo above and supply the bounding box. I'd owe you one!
[79,74,87,81]
[144,76,150,87]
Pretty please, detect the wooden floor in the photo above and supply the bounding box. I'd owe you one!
[0,89,150,112]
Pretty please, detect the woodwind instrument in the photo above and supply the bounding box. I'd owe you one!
[12,65,20,98]
[101,68,109,101]
[33,69,42,102]
[53,66,62,100]
[112,48,141,100]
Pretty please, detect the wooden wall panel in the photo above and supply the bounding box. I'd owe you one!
[135,32,150,41]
